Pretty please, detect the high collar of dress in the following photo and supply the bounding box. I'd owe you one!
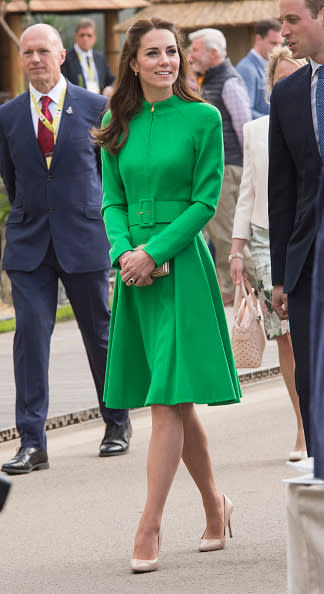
[142,94,180,112]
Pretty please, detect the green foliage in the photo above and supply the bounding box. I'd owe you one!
[29,13,105,50]
[0,318,15,333]
[55,304,75,323]
[0,193,11,224]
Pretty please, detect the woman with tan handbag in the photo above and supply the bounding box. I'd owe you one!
[230,46,307,462]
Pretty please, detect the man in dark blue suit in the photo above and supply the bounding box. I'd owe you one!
[0,24,131,475]
[268,0,324,455]
[311,165,324,479]
[61,18,115,97]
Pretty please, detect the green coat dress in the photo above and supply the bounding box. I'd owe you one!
[101,94,241,408]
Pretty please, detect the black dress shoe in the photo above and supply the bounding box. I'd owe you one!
[1,447,49,475]
[0,473,11,511]
[99,419,132,457]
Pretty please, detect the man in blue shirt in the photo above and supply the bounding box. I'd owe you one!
[236,19,282,119]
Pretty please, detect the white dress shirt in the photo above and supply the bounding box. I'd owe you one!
[74,42,99,92]
[29,74,66,137]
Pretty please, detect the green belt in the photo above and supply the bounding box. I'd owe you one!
[128,199,191,228]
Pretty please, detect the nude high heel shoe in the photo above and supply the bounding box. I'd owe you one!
[130,533,161,573]
[199,495,233,552]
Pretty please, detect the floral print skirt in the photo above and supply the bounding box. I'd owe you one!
[250,224,289,340]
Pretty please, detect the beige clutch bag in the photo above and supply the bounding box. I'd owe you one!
[135,245,169,278]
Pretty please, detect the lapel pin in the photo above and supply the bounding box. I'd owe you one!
[66,106,73,114]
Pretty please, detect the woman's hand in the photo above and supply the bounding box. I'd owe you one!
[229,238,247,286]
[119,251,133,269]
[120,249,156,287]
[230,257,244,286]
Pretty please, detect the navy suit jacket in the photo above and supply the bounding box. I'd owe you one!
[311,165,324,479]
[0,82,110,273]
[268,64,322,294]
[61,48,115,94]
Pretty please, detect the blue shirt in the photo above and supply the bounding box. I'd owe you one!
[236,50,269,119]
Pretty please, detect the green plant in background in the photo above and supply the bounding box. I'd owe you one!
[0,193,11,224]
[29,13,105,51]
[0,175,10,223]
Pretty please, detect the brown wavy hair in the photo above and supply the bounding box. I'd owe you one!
[93,17,203,154]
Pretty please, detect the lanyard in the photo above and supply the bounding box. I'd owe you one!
[31,81,67,144]
[76,50,95,81]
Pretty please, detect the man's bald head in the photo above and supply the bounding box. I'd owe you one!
[20,24,64,52]
[19,23,66,93]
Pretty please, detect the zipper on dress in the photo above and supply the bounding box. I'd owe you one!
[145,106,155,195]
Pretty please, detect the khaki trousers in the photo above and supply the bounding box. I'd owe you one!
[206,164,255,296]
[287,484,324,594]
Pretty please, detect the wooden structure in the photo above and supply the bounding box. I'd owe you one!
[0,0,149,99]
[115,0,280,65]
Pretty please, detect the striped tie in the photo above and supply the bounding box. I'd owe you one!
[37,95,54,161]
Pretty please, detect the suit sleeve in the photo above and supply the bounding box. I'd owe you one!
[143,108,224,266]
[61,51,85,87]
[102,60,115,88]
[101,113,134,267]
[268,84,297,286]
[0,114,15,205]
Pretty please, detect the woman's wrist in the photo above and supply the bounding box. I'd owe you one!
[228,252,244,263]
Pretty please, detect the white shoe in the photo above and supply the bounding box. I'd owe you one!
[130,533,161,573]
[288,450,308,462]
[199,495,233,552]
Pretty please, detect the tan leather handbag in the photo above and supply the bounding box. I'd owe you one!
[231,278,267,368]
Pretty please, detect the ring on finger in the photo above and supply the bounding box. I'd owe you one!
[129,278,135,285]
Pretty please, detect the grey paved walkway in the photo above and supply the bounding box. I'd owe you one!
[0,308,279,432]
[0,375,295,593]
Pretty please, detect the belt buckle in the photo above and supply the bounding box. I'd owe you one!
[138,199,154,227]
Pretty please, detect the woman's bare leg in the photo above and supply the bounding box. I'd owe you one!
[132,404,184,560]
[276,333,307,452]
[181,403,224,539]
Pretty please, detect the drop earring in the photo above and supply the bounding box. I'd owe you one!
[134,71,138,77]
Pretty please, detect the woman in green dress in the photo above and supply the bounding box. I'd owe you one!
[94,17,241,573]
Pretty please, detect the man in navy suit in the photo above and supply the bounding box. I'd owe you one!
[268,0,324,455]
[236,18,282,119]
[311,166,324,479]
[0,24,131,475]
[61,18,114,97]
